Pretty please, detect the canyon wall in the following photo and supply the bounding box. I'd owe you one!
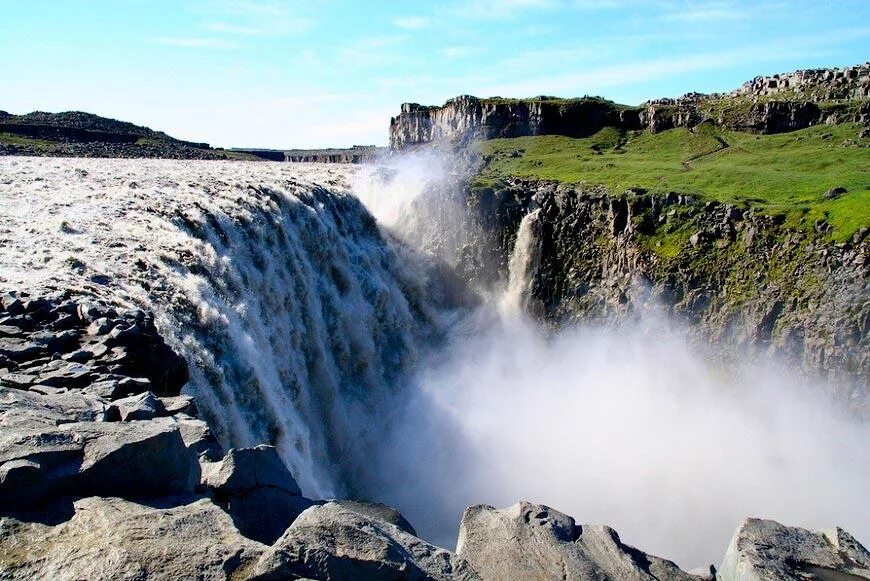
[390,63,870,149]
[460,180,868,406]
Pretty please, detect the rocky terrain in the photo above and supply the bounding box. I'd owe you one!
[1,292,867,579]
[389,63,869,149]
[0,110,258,160]
[1,61,869,578]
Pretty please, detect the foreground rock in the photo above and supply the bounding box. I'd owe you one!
[203,444,314,545]
[719,518,870,580]
[253,501,480,580]
[0,496,266,580]
[0,388,200,509]
[457,502,701,580]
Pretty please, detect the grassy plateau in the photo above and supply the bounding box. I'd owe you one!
[474,122,869,241]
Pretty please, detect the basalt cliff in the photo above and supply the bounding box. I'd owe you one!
[390,62,870,149]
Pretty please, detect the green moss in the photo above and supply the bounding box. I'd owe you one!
[0,132,54,149]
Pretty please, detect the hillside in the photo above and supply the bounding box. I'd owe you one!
[0,110,258,160]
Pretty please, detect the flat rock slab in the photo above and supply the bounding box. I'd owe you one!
[456,502,699,581]
[0,389,199,508]
[0,496,265,580]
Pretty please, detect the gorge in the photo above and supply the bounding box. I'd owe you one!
[1,62,868,580]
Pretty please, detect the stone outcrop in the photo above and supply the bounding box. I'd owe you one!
[457,502,701,580]
[719,518,870,580]
[252,502,480,580]
[283,145,386,163]
[0,290,189,397]
[390,96,638,150]
[0,496,267,580]
[390,63,870,150]
[202,445,315,544]
[462,181,869,404]
[733,62,870,101]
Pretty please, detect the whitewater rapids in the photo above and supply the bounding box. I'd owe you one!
[0,156,866,569]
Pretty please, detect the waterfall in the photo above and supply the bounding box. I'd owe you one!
[0,157,455,497]
[501,209,540,314]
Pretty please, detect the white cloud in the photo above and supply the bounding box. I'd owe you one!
[195,0,316,37]
[393,16,431,30]
[150,37,236,49]
[440,46,484,59]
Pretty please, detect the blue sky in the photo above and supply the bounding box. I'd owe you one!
[1,0,867,148]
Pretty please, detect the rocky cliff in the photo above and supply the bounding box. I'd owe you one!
[390,96,639,149]
[390,63,870,149]
[458,180,868,406]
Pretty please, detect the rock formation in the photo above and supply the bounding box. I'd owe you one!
[390,63,870,150]
[459,181,868,402]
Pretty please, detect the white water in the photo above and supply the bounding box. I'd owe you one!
[1,155,867,569]
[501,209,540,314]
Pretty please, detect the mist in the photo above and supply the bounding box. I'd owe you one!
[349,153,870,570]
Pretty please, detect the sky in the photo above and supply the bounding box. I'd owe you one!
[1,0,868,149]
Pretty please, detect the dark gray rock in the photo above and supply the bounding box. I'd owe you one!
[252,502,480,580]
[114,390,166,421]
[718,518,870,580]
[203,444,300,496]
[0,389,199,509]
[333,499,418,536]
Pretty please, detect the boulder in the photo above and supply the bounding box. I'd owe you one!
[203,445,309,544]
[0,389,199,509]
[203,444,301,496]
[718,518,870,580]
[333,499,418,536]
[456,502,697,580]
[252,502,480,580]
[0,496,265,580]
[114,390,166,421]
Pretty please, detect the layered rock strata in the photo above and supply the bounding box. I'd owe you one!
[462,181,869,403]
[390,63,870,149]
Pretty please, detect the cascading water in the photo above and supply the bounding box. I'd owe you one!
[501,209,540,314]
[0,156,457,497]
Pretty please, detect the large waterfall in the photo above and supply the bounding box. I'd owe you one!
[1,155,867,569]
[0,156,459,497]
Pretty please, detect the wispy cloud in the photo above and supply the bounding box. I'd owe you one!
[460,0,561,19]
[195,0,316,37]
[150,36,236,49]
[336,35,410,68]
[441,46,484,59]
[474,28,870,99]
[393,16,431,30]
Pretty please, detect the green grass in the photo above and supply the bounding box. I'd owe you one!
[475,123,870,241]
[0,132,54,149]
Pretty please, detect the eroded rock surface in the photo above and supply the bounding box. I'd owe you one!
[719,518,870,581]
[253,501,480,581]
[456,501,699,580]
[0,496,265,580]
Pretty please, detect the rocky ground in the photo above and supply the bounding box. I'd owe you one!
[1,285,868,578]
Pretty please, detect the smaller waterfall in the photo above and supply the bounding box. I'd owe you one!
[501,209,541,314]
